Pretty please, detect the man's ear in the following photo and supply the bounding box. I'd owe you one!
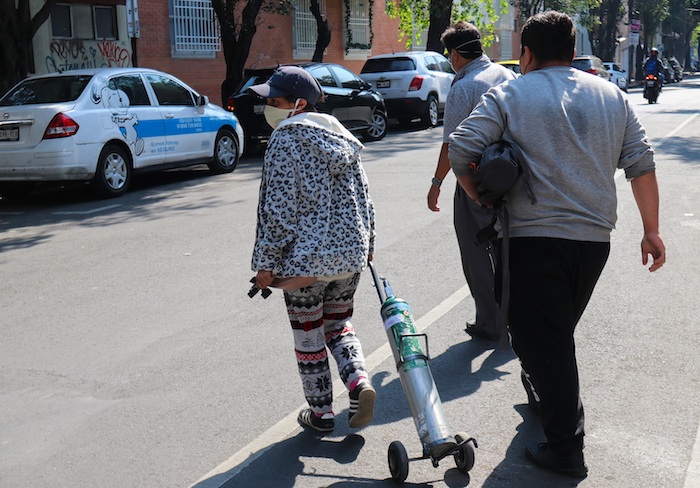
[521,46,533,74]
[297,98,308,111]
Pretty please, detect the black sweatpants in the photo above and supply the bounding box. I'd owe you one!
[507,237,610,455]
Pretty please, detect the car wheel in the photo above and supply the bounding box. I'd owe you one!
[92,144,131,198]
[363,110,388,141]
[208,128,240,174]
[421,95,439,127]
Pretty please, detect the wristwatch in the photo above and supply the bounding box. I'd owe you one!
[431,177,442,188]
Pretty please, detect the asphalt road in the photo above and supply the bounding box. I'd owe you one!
[1,77,699,488]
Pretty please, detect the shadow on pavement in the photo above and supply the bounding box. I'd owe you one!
[196,339,528,487]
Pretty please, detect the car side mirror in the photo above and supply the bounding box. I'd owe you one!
[361,81,371,90]
[196,95,208,106]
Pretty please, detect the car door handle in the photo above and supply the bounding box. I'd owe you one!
[164,113,175,118]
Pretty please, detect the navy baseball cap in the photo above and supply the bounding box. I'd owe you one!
[248,66,323,106]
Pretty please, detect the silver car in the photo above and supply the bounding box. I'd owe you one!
[360,51,455,127]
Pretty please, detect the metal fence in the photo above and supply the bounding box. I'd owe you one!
[293,0,326,57]
[172,0,221,53]
[347,0,369,49]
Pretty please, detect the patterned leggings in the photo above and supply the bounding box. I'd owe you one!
[284,273,369,416]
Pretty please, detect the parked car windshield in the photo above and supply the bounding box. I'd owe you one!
[571,59,592,70]
[361,57,416,73]
[0,75,92,106]
[237,73,274,94]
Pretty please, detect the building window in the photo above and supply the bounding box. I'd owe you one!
[345,0,370,53]
[293,0,326,59]
[170,0,221,58]
[51,4,73,39]
[94,6,118,40]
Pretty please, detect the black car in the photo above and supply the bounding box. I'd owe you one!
[227,63,388,151]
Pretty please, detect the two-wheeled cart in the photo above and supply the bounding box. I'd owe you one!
[369,262,477,483]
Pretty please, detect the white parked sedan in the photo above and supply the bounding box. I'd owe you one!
[0,68,244,198]
[602,62,628,92]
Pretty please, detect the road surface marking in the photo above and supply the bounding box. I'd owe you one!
[190,285,472,488]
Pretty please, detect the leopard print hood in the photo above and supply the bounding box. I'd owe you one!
[252,112,376,278]
[277,113,364,175]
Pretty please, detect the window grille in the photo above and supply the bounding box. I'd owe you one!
[346,0,369,50]
[172,0,221,53]
[293,0,326,57]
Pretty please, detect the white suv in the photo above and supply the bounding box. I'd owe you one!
[360,51,454,127]
[602,62,628,92]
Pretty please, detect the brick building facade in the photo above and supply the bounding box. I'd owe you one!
[136,0,407,104]
[27,0,520,105]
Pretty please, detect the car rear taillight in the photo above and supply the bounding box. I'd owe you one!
[408,76,424,91]
[226,97,235,112]
[43,113,79,139]
[585,69,596,75]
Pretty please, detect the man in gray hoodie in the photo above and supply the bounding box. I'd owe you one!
[449,11,665,477]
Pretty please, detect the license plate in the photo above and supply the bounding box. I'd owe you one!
[0,127,19,142]
[646,80,655,87]
[377,80,391,88]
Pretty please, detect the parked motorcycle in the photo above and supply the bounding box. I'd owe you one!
[643,74,660,104]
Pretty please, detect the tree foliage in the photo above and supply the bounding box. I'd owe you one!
[661,0,700,68]
[385,0,508,53]
[0,0,57,95]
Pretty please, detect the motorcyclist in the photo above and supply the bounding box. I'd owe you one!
[643,47,664,89]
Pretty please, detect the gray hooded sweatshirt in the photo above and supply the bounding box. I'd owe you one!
[449,66,655,242]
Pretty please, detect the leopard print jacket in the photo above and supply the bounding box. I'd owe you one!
[251,113,376,278]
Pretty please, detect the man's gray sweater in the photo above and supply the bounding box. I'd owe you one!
[449,66,655,242]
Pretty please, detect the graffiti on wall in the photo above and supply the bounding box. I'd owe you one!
[46,39,132,73]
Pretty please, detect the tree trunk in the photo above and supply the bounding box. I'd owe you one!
[0,0,57,94]
[213,0,264,107]
[425,0,452,53]
[310,0,331,62]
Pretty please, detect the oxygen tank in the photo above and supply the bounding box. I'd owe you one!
[379,293,456,459]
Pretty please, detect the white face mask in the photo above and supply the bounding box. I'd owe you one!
[264,99,301,129]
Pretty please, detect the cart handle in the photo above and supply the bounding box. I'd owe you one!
[368,261,392,304]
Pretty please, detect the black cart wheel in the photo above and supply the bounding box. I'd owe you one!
[388,440,409,483]
[454,432,475,473]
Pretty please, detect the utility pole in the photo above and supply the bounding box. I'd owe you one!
[628,0,639,83]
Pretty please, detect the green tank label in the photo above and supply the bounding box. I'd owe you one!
[382,299,427,371]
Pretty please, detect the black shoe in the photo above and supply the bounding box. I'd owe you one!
[525,442,588,478]
[348,381,375,428]
[465,322,499,341]
[297,408,335,432]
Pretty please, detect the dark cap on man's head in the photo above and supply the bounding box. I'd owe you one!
[248,66,323,106]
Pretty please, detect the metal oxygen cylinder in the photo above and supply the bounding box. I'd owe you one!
[379,288,456,459]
